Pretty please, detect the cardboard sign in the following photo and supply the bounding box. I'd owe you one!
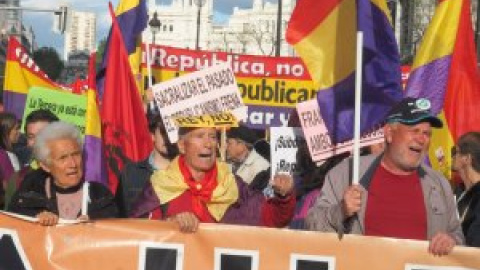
[270,127,305,177]
[152,63,247,143]
[22,87,87,135]
[173,111,238,128]
[296,99,384,162]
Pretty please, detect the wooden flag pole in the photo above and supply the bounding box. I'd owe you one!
[220,127,227,162]
[145,32,155,111]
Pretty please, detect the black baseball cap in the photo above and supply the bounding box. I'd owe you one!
[385,97,443,128]
[227,124,259,145]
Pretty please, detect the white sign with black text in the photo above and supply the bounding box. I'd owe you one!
[152,63,247,143]
[270,127,306,178]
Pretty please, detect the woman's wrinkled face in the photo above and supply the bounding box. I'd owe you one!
[40,138,83,188]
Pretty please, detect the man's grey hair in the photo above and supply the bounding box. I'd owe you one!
[33,121,83,164]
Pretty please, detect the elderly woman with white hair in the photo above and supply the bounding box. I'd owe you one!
[8,121,118,225]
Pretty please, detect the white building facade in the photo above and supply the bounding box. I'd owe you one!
[146,0,296,56]
[64,10,96,60]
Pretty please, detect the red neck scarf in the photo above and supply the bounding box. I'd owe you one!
[178,156,218,221]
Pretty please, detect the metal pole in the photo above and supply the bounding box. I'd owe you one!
[275,0,283,57]
[195,5,201,50]
[0,6,61,12]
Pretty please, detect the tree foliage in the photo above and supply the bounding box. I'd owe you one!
[96,38,108,69]
[33,47,64,81]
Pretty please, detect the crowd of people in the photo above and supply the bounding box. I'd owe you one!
[0,96,479,256]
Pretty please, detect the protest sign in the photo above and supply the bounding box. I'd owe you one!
[143,44,317,129]
[296,99,384,162]
[21,87,87,135]
[270,127,305,176]
[152,63,247,143]
[173,111,238,128]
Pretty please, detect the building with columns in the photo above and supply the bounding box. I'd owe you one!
[146,0,296,56]
[146,0,214,50]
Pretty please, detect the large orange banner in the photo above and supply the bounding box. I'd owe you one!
[1,213,479,270]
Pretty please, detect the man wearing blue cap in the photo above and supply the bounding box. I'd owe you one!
[306,97,464,256]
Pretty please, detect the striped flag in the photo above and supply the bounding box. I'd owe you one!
[405,0,480,179]
[101,3,152,193]
[83,88,107,185]
[2,37,65,119]
[287,0,403,143]
[96,0,148,99]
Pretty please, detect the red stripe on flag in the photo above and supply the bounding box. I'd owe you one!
[286,0,343,45]
[443,0,480,141]
[101,3,153,193]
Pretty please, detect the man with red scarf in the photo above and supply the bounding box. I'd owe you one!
[131,127,295,232]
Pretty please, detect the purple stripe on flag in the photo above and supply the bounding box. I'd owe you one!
[117,0,148,54]
[83,135,107,185]
[96,0,147,100]
[317,0,403,144]
[3,91,27,120]
[317,73,399,142]
[405,56,452,115]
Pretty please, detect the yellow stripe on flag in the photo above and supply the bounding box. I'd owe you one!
[293,0,356,89]
[116,0,142,15]
[412,0,461,69]
[4,61,60,94]
[85,89,102,138]
[428,111,454,180]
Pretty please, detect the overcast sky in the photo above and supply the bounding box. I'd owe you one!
[20,0,278,57]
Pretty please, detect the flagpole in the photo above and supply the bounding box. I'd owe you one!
[145,31,155,111]
[352,31,363,185]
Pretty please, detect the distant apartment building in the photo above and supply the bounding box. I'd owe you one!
[64,10,96,60]
[0,0,35,52]
[146,0,296,56]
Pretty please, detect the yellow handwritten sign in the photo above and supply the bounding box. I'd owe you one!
[173,111,238,128]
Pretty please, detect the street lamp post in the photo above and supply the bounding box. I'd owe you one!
[194,0,206,50]
[275,0,283,57]
[148,11,161,45]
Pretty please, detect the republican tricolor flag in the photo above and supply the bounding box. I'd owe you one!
[101,3,152,193]
[287,0,403,143]
[405,0,480,179]
[96,0,147,99]
[3,37,65,119]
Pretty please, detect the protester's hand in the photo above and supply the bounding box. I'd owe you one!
[77,215,90,222]
[171,212,199,233]
[144,88,154,103]
[342,185,363,218]
[271,174,294,197]
[429,232,456,256]
[36,211,59,226]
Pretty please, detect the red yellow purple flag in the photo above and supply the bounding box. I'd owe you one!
[286,0,403,143]
[2,37,65,119]
[96,0,148,99]
[101,3,152,192]
[83,88,107,185]
[405,0,480,179]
